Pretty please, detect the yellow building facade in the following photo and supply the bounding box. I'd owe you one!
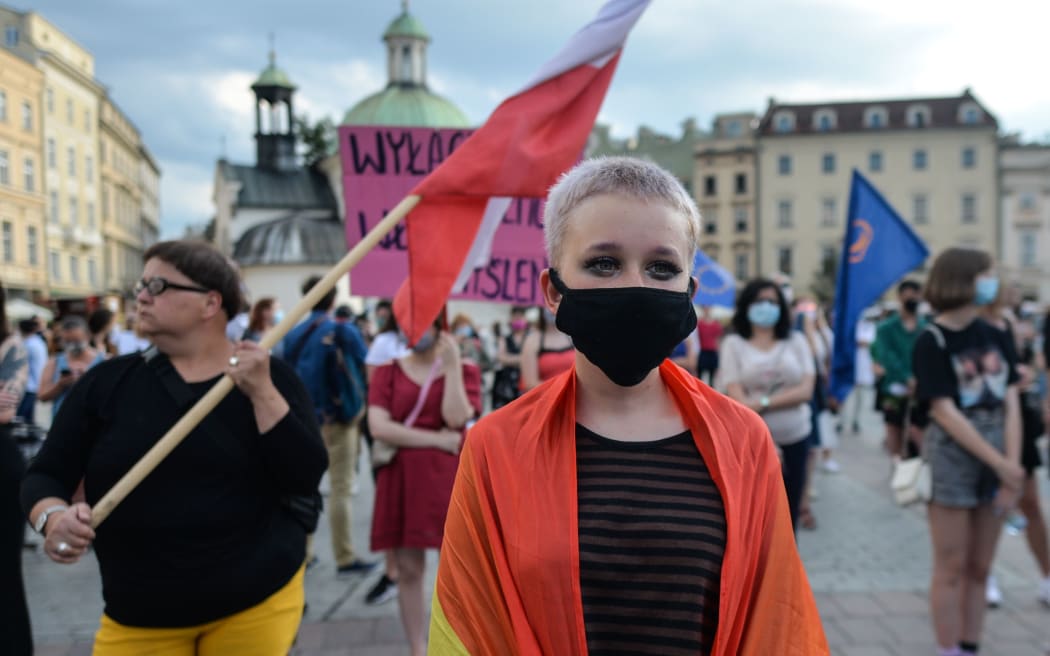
[756,91,999,286]
[693,113,759,281]
[0,45,45,298]
[100,97,144,293]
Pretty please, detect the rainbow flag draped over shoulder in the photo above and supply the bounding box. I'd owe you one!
[429,362,829,655]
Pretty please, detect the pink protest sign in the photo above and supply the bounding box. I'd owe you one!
[339,125,548,305]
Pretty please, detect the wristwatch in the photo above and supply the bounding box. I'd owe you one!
[33,504,68,536]
[759,396,771,412]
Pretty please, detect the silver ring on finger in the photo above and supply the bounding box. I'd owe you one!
[57,541,71,554]
[229,355,239,367]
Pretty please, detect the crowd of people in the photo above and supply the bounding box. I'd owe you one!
[0,155,1047,654]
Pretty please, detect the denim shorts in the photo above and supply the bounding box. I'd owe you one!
[926,407,1005,508]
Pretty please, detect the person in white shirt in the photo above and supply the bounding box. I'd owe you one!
[16,319,47,424]
[111,315,151,356]
[846,312,878,434]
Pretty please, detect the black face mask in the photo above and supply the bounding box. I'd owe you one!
[549,269,697,387]
[903,299,920,315]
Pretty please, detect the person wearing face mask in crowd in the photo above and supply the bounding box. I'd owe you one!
[367,312,481,656]
[492,306,530,409]
[913,248,1023,656]
[720,279,818,533]
[519,302,574,391]
[977,279,1050,609]
[37,316,106,419]
[430,158,826,654]
[872,280,929,463]
[450,314,492,371]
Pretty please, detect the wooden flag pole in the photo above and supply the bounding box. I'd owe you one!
[90,194,422,528]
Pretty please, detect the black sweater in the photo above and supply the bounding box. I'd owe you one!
[21,353,328,627]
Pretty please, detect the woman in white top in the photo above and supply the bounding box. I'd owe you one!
[720,278,816,531]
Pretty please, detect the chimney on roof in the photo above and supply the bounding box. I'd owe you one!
[767,96,776,110]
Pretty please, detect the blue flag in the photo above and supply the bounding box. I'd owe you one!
[829,170,929,401]
[692,250,736,308]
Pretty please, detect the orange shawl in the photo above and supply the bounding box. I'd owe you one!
[430,361,828,655]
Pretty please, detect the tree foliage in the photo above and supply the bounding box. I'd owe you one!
[295,114,336,166]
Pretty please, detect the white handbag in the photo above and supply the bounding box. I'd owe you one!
[890,456,931,506]
[889,393,931,507]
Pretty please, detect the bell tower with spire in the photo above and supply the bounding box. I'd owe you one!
[384,0,431,89]
[251,36,298,171]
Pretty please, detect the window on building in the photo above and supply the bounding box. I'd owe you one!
[703,208,717,234]
[49,191,58,224]
[50,250,60,280]
[703,175,716,196]
[820,245,837,275]
[88,258,98,287]
[960,104,981,125]
[66,99,73,125]
[961,194,976,223]
[1020,193,1037,211]
[817,113,833,132]
[1,220,11,262]
[4,26,18,47]
[23,157,33,192]
[726,120,742,137]
[85,155,93,182]
[869,151,883,172]
[1021,231,1037,269]
[84,109,91,132]
[778,155,792,175]
[21,101,31,131]
[99,139,106,163]
[913,149,927,170]
[865,108,887,129]
[69,255,79,283]
[26,225,36,265]
[777,246,794,276]
[774,112,794,133]
[101,185,109,219]
[85,201,94,229]
[908,106,930,128]
[962,147,976,169]
[45,87,53,114]
[401,44,412,81]
[735,173,747,194]
[821,198,837,227]
[735,252,749,280]
[777,200,793,228]
[822,153,836,174]
[734,207,748,233]
[0,151,9,185]
[913,194,929,225]
[46,138,55,169]
[67,146,76,176]
[0,91,7,122]
[69,198,78,226]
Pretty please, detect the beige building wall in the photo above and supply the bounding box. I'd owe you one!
[0,46,45,297]
[100,96,143,294]
[693,112,758,281]
[1000,143,1050,302]
[0,8,105,299]
[757,128,998,287]
[139,144,160,251]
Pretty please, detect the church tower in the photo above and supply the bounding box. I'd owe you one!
[251,43,297,171]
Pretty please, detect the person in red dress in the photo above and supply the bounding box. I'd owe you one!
[697,305,724,385]
[367,316,482,656]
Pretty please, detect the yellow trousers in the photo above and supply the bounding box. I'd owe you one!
[92,566,305,656]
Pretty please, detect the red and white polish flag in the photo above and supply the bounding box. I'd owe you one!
[393,0,651,343]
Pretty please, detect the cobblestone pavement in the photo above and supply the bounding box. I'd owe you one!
[24,403,1050,655]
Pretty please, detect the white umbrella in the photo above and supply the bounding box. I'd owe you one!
[5,298,54,321]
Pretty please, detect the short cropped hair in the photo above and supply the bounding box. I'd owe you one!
[543,156,701,268]
[897,279,921,295]
[302,275,337,313]
[144,240,243,319]
[924,248,992,312]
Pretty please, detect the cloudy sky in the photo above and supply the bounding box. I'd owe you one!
[29,0,1050,238]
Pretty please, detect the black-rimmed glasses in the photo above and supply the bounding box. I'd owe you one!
[134,277,211,297]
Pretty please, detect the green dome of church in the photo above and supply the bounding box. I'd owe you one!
[253,58,295,90]
[383,12,430,41]
[342,86,470,128]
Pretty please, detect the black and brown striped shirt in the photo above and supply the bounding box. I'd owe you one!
[576,424,726,655]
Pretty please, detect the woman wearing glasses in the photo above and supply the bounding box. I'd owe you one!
[21,240,328,655]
